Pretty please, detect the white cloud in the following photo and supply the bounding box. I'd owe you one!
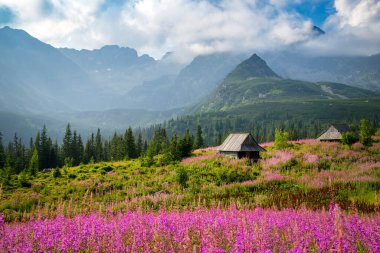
[0,0,379,61]
[302,0,380,56]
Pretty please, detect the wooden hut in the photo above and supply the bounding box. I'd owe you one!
[218,133,265,160]
[317,124,351,142]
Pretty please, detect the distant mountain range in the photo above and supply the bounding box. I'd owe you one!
[263,51,380,91]
[0,26,380,142]
[165,54,380,143]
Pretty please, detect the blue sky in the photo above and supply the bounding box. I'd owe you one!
[0,0,379,60]
[292,0,336,27]
[0,1,335,30]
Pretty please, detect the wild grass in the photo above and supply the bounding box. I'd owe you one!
[0,138,379,222]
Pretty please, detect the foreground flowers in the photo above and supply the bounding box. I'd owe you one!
[2,204,379,253]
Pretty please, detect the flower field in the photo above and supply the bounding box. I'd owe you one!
[2,204,379,253]
[1,138,379,252]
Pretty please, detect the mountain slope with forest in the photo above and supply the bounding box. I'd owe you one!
[196,54,378,112]
[159,54,380,145]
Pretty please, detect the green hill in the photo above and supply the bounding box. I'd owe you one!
[196,54,378,112]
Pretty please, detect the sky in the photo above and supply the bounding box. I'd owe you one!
[0,0,379,62]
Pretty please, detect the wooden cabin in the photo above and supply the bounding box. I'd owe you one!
[218,133,265,160]
[317,124,351,142]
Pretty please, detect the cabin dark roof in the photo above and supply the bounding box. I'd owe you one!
[218,133,265,152]
[331,124,350,133]
[318,124,351,141]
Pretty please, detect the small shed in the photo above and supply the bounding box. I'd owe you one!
[317,124,351,142]
[218,133,265,160]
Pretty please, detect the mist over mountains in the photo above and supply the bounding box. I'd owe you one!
[0,26,380,142]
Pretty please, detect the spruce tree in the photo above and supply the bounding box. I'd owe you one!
[95,129,103,162]
[84,133,95,163]
[169,133,180,161]
[39,125,50,169]
[72,131,78,165]
[29,148,39,176]
[62,124,73,160]
[136,133,143,157]
[49,139,58,168]
[110,132,120,161]
[77,135,84,164]
[124,127,136,159]
[179,130,193,158]
[194,125,204,149]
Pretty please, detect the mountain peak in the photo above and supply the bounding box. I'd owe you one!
[225,53,280,81]
[312,25,325,36]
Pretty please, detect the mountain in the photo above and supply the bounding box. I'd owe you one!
[312,26,325,36]
[59,46,182,96]
[0,26,101,113]
[264,51,380,91]
[1,26,379,144]
[224,54,280,82]
[196,54,378,112]
[161,55,380,144]
[120,53,246,110]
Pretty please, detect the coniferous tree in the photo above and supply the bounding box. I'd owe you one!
[72,131,78,165]
[103,140,111,161]
[136,133,143,157]
[110,132,119,161]
[49,139,58,168]
[84,133,95,163]
[194,125,204,149]
[62,124,73,160]
[95,129,103,162]
[179,130,193,158]
[29,148,39,176]
[143,140,148,153]
[11,134,26,174]
[77,135,84,164]
[39,125,50,169]
[124,127,136,159]
[169,133,180,161]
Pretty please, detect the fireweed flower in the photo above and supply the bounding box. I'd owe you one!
[2,204,379,252]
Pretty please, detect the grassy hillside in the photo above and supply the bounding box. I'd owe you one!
[197,78,379,112]
[1,137,379,221]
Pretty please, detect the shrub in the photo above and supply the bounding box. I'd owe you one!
[18,172,31,188]
[155,153,174,166]
[341,132,357,147]
[274,129,290,149]
[281,158,298,171]
[52,168,62,178]
[68,173,77,179]
[317,159,331,171]
[176,167,189,189]
[64,157,74,167]
[140,155,155,167]
[359,119,373,147]
[101,166,113,173]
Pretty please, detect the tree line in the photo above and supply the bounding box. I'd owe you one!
[0,124,204,179]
